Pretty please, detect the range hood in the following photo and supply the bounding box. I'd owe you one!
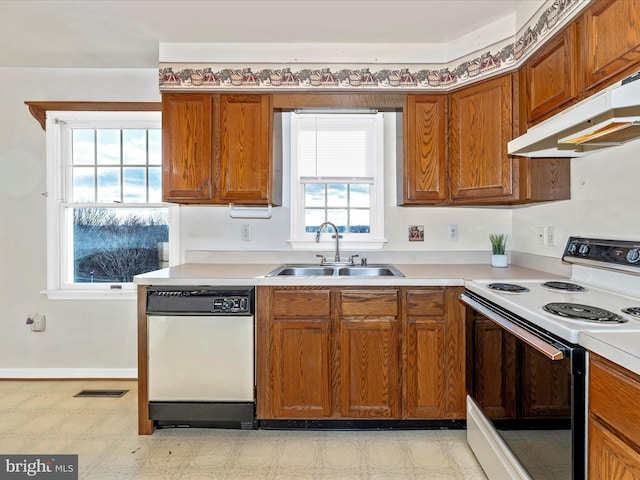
[508,72,640,157]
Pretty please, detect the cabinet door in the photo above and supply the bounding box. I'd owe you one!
[257,288,332,419]
[449,75,515,203]
[162,93,216,202]
[257,287,332,418]
[339,290,400,418]
[219,94,272,204]
[405,297,445,418]
[404,288,465,419]
[522,25,578,127]
[272,318,332,418]
[589,418,640,480]
[588,354,640,477]
[402,94,447,204]
[583,0,640,93]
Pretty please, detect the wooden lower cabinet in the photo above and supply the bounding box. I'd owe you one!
[340,289,400,418]
[257,288,332,418]
[404,287,465,419]
[588,354,640,479]
[257,285,465,421]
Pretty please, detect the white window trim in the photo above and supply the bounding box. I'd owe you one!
[43,111,178,300]
[288,112,386,251]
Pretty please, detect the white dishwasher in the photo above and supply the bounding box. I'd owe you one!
[146,286,255,429]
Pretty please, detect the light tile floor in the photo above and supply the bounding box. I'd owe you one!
[0,381,487,479]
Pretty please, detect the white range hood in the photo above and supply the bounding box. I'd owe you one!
[508,72,640,157]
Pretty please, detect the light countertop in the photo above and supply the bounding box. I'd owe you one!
[134,262,564,287]
[135,261,640,377]
[580,331,640,376]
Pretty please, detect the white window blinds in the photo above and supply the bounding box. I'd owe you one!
[293,113,379,180]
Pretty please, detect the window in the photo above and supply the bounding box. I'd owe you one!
[45,111,168,298]
[289,112,385,249]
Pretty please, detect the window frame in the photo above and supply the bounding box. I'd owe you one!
[288,112,386,250]
[44,110,176,300]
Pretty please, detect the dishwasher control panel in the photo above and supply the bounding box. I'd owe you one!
[212,296,250,313]
[146,287,254,315]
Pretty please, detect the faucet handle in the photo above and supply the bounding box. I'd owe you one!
[316,254,327,264]
[348,254,359,265]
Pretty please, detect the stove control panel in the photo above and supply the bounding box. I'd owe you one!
[563,237,640,270]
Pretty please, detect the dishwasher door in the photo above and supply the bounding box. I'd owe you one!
[148,315,254,402]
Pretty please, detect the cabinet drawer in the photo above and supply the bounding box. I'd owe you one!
[589,354,640,447]
[272,290,331,317]
[341,289,398,316]
[406,289,445,316]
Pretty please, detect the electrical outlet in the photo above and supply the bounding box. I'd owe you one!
[28,314,46,332]
[547,226,556,247]
[537,227,546,245]
[448,224,458,241]
[241,225,251,241]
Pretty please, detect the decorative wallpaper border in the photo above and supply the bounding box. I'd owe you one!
[159,0,584,92]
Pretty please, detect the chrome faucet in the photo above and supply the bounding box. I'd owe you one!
[315,221,341,263]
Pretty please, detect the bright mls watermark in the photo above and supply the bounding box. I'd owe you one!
[0,455,77,479]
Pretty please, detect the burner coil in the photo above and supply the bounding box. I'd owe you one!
[543,302,627,323]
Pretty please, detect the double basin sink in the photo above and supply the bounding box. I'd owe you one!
[266,264,404,277]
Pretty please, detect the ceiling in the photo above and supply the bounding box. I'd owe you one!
[0,0,539,69]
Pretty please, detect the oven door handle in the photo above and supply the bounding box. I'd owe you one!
[460,293,565,361]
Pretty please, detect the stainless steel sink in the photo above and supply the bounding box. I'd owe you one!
[271,266,336,276]
[338,266,404,277]
[266,264,404,277]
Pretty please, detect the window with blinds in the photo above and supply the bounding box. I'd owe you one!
[289,112,385,248]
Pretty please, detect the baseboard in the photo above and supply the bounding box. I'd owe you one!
[0,368,137,379]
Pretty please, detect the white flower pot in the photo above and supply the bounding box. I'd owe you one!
[491,254,508,267]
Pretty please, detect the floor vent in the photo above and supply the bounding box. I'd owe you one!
[74,389,129,398]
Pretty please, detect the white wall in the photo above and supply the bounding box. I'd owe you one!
[512,140,640,256]
[0,68,160,376]
[3,66,637,375]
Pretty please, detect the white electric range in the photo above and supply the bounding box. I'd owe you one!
[465,237,640,344]
[461,236,640,480]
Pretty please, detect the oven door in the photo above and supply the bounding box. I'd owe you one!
[461,291,585,480]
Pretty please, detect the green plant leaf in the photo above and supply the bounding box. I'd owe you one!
[489,233,506,254]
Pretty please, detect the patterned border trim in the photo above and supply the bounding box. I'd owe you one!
[159,0,584,92]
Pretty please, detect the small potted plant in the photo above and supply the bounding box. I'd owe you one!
[489,233,508,267]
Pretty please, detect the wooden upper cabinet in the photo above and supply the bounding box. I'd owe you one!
[583,0,640,93]
[219,94,272,204]
[401,94,447,204]
[162,93,216,202]
[522,24,578,127]
[162,93,275,205]
[449,74,515,203]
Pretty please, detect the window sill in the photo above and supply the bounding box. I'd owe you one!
[42,289,137,301]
